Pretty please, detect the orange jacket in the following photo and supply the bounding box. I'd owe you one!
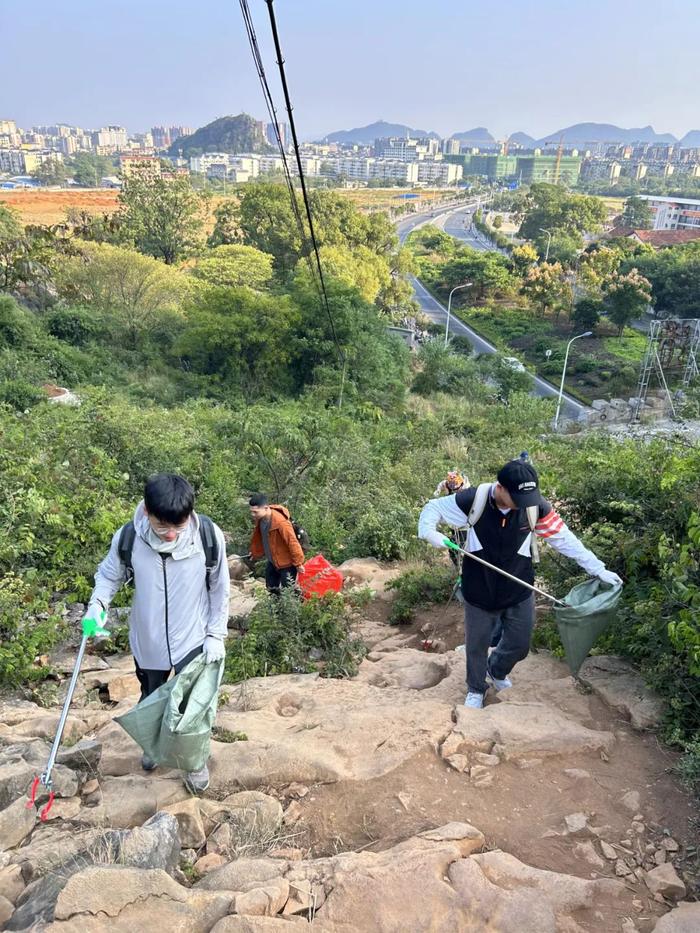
[250,505,305,570]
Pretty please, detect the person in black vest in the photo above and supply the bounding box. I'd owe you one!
[418,458,622,709]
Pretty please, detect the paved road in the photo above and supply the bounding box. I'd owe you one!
[396,206,587,421]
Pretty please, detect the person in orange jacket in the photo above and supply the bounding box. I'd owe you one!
[248,493,305,593]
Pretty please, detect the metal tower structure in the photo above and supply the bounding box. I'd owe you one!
[632,318,700,420]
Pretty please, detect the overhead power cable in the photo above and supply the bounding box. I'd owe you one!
[238,0,344,373]
[262,0,343,361]
[237,0,315,284]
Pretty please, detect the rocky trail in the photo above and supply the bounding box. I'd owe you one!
[0,558,697,932]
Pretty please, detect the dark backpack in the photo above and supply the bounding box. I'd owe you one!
[292,520,311,553]
[117,514,219,589]
[269,506,310,553]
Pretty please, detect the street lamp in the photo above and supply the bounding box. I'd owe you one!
[445,283,472,346]
[554,331,592,429]
[540,227,553,262]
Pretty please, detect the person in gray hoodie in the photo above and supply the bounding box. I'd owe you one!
[84,473,230,792]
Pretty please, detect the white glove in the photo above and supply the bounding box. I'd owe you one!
[598,569,623,587]
[424,530,449,549]
[203,635,226,664]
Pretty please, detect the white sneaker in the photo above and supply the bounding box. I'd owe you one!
[184,764,209,793]
[486,668,512,692]
[464,692,484,709]
[455,644,466,653]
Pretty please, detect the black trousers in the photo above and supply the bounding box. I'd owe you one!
[265,562,298,594]
[134,644,203,702]
[463,594,534,694]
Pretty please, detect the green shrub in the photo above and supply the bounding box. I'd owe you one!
[347,503,414,561]
[0,378,43,411]
[0,296,35,347]
[223,589,365,683]
[0,573,65,686]
[388,562,456,624]
[45,307,99,347]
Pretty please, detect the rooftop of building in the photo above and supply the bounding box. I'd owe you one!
[607,226,700,247]
[640,194,700,206]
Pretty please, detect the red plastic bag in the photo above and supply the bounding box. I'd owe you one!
[297,554,343,600]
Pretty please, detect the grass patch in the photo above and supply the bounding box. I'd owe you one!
[387,562,456,624]
[212,727,248,743]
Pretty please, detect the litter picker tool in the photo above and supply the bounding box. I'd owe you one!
[442,538,567,607]
[26,610,109,820]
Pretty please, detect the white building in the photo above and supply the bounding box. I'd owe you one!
[416,161,462,185]
[374,137,441,162]
[92,126,128,150]
[641,195,700,231]
[369,160,419,183]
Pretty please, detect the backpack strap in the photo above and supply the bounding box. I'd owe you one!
[117,521,137,585]
[197,514,219,591]
[526,506,540,563]
[466,483,492,532]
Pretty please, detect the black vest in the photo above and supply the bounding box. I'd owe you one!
[455,487,549,611]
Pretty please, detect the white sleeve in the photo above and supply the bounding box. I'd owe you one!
[206,525,230,640]
[544,525,606,577]
[418,495,468,549]
[90,529,127,610]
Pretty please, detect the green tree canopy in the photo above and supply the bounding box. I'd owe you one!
[189,244,274,291]
[621,196,653,230]
[439,246,513,300]
[520,261,573,317]
[69,152,115,187]
[519,183,607,245]
[602,268,652,336]
[119,175,209,264]
[176,286,298,398]
[623,242,700,318]
[55,240,192,346]
[30,158,68,187]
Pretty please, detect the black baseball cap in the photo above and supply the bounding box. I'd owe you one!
[497,460,541,508]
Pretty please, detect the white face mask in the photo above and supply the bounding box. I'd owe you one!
[145,526,181,553]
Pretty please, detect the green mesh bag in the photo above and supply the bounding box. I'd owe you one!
[115,654,223,772]
[553,579,623,676]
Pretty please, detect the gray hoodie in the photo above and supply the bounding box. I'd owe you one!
[88,502,230,670]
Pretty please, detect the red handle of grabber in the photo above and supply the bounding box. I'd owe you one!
[26,776,40,809]
[39,792,55,821]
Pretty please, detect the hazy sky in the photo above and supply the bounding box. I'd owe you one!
[2,0,698,139]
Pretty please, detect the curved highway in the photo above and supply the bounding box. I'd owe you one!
[396,205,588,422]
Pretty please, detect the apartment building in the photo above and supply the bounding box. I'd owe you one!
[416,160,462,184]
[641,195,700,231]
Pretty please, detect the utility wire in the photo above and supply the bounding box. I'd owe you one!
[262,0,343,363]
[237,0,316,287]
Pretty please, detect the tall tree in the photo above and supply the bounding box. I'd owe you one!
[56,240,192,346]
[119,175,208,264]
[520,262,572,317]
[621,196,653,230]
[603,269,652,336]
[519,183,607,244]
[30,158,68,187]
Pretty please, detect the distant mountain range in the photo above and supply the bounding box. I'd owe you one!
[450,127,494,144]
[322,121,439,144]
[319,120,700,148]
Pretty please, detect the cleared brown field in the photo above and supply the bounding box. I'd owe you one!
[0,188,121,226]
[0,185,451,227]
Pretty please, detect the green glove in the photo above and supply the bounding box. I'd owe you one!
[82,609,109,638]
